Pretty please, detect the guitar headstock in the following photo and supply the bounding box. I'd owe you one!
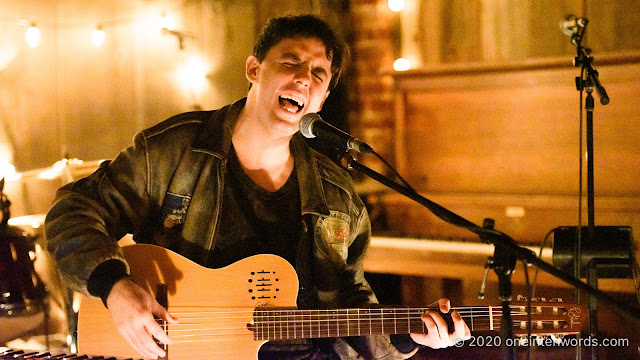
[510,296,585,337]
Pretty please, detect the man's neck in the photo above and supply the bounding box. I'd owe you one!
[232,108,295,192]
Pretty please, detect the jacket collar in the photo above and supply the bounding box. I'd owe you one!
[192,97,331,217]
[191,98,247,159]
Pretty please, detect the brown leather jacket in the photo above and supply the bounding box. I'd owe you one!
[44,98,417,359]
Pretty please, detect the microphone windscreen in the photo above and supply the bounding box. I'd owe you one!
[300,113,322,138]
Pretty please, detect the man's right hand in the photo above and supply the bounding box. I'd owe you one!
[106,278,178,359]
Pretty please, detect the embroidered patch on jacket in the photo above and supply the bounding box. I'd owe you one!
[315,211,351,263]
[160,193,191,230]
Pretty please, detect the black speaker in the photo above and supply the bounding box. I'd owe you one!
[552,226,635,279]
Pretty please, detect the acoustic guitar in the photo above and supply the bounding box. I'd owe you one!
[77,244,585,359]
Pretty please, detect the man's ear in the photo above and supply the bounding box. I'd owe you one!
[317,90,330,111]
[246,55,260,83]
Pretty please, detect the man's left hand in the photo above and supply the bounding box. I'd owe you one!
[410,298,471,349]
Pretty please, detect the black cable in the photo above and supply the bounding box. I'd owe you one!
[531,227,559,298]
[523,260,533,360]
[370,149,417,193]
[631,255,640,305]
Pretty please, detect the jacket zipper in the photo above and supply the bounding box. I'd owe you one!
[202,161,224,265]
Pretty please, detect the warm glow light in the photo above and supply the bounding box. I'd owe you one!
[8,215,46,229]
[176,56,208,93]
[25,22,41,48]
[0,41,17,71]
[0,163,18,182]
[393,58,411,71]
[91,26,105,47]
[160,12,176,31]
[388,0,405,12]
[38,158,84,180]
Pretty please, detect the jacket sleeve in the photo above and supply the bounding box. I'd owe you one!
[336,204,419,359]
[44,131,153,296]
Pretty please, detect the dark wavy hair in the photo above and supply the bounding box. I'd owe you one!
[253,14,348,90]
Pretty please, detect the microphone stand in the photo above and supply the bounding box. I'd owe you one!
[340,155,640,360]
[481,218,517,360]
[570,20,610,360]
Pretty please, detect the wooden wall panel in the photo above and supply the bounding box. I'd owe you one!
[0,1,60,170]
[589,0,640,52]
[385,54,640,244]
[403,0,640,67]
[396,59,640,192]
[1,0,346,217]
[400,64,640,195]
[0,0,317,173]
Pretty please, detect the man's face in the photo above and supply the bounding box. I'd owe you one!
[246,37,332,135]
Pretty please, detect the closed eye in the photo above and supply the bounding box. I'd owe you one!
[313,72,325,82]
[312,67,328,83]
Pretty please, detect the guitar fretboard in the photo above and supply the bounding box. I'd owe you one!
[253,306,503,340]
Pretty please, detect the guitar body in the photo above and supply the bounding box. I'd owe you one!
[78,244,299,360]
[77,244,585,359]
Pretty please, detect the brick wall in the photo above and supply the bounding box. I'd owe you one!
[347,0,397,172]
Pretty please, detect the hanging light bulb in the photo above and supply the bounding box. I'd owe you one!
[0,163,18,182]
[393,58,411,71]
[160,12,176,31]
[25,22,41,48]
[388,0,405,12]
[91,25,105,47]
[176,56,208,92]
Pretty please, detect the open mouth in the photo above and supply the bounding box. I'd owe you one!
[279,95,305,113]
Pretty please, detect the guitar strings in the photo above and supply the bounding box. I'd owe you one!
[161,317,563,344]
[166,310,529,317]
[162,318,527,343]
[158,313,523,324]
[148,308,565,342]
[166,305,542,310]
[154,307,550,325]
[145,305,568,342]
[163,306,542,315]
[158,317,557,330]
[160,318,547,331]
[156,310,532,323]
[161,318,551,334]
[159,311,531,319]
[160,322,565,343]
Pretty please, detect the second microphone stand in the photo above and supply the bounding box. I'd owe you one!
[570,19,610,360]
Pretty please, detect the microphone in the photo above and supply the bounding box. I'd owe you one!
[559,15,609,105]
[300,113,373,154]
[560,15,588,36]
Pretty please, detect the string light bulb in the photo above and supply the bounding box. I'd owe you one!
[25,22,41,48]
[91,25,105,47]
[160,11,193,50]
[393,58,410,71]
[176,56,208,92]
[388,0,405,12]
[160,12,176,31]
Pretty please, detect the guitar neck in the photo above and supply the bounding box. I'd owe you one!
[253,300,585,341]
[253,306,505,340]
